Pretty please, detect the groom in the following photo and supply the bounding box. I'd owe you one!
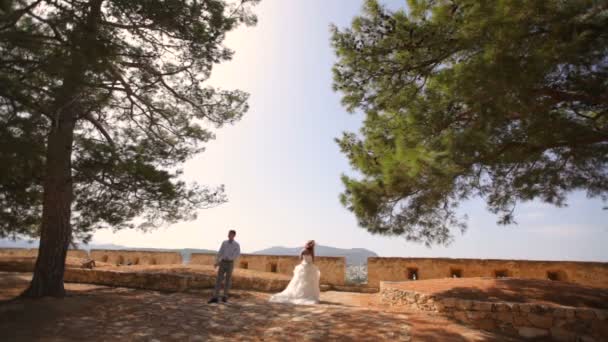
[208,229,240,303]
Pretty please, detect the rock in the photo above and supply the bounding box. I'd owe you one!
[456,299,473,310]
[553,307,575,318]
[494,303,513,312]
[513,314,529,326]
[476,319,496,330]
[466,311,488,320]
[519,305,533,313]
[518,327,549,339]
[549,327,575,342]
[494,312,513,324]
[441,298,457,308]
[453,311,468,322]
[265,327,284,335]
[527,313,553,329]
[290,316,308,322]
[580,336,597,342]
[593,309,607,321]
[472,301,494,312]
[170,332,187,339]
[575,309,597,320]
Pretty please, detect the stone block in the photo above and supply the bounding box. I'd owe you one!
[475,319,496,331]
[549,327,575,342]
[580,336,597,342]
[466,311,488,320]
[453,311,468,322]
[518,327,549,339]
[592,309,607,321]
[441,298,457,308]
[456,299,473,310]
[494,312,513,324]
[553,307,576,318]
[575,309,597,320]
[591,319,608,337]
[434,301,445,311]
[513,314,530,327]
[519,304,533,313]
[472,301,494,312]
[494,302,513,312]
[527,313,553,329]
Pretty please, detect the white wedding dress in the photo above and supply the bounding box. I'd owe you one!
[269,254,320,305]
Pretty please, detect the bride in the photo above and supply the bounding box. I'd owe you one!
[269,240,320,305]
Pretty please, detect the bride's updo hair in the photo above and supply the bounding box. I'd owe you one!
[305,240,315,250]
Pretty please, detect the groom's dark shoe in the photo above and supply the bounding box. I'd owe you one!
[221,296,228,303]
[208,297,219,304]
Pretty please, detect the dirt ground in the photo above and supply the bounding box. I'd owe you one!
[384,277,608,309]
[0,272,520,341]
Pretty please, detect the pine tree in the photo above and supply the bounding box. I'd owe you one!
[331,0,608,245]
[0,0,258,297]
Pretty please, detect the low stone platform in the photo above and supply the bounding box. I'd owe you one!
[0,257,293,293]
[0,272,519,341]
[381,278,608,341]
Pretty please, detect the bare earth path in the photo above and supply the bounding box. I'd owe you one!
[0,272,519,341]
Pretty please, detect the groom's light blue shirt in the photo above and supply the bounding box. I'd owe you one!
[216,240,240,263]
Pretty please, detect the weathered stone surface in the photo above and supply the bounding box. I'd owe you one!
[456,299,474,310]
[494,303,514,312]
[475,319,496,330]
[593,309,608,321]
[550,327,576,342]
[580,336,597,342]
[472,301,494,312]
[527,313,553,329]
[518,327,549,338]
[494,312,513,324]
[553,307,575,318]
[575,308,597,320]
[466,311,488,320]
[441,298,458,307]
[453,311,468,322]
[367,257,608,288]
[513,314,530,327]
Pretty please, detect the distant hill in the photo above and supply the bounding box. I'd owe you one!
[0,238,38,248]
[1,239,376,265]
[253,245,377,266]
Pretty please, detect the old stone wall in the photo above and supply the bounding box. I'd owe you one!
[189,253,346,286]
[90,250,182,266]
[380,284,608,341]
[0,248,88,259]
[368,257,608,288]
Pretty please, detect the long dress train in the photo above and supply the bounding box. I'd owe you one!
[269,254,320,305]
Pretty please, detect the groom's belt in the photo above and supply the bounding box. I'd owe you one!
[219,259,235,263]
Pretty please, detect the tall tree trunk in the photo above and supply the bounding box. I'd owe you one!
[21,0,103,298]
[22,117,76,297]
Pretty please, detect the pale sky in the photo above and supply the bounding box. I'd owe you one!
[93,0,608,261]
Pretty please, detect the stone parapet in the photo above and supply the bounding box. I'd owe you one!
[190,253,346,286]
[380,282,608,341]
[0,248,88,259]
[90,250,182,266]
[368,257,608,288]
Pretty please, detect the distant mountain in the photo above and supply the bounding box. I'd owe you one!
[1,239,376,265]
[253,245,377,266]
[0,238,38,249]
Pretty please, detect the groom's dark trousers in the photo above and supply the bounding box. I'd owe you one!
[214,260,234,298]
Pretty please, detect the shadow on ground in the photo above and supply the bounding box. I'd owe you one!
[1,272,520,341]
